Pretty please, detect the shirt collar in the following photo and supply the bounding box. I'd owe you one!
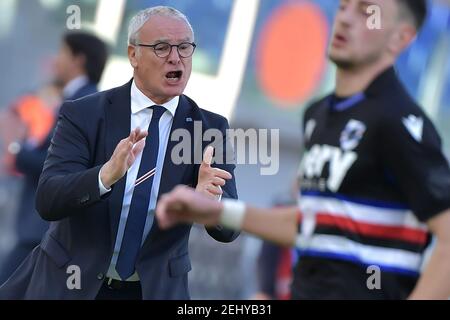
[328,66,399,112]
[330,92,366,112]
[63,75,89,99]
[131,80,179,116]
[364,66,399,98]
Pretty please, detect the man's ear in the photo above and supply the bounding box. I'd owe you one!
[388,23,417,56]
[128,45,138,68]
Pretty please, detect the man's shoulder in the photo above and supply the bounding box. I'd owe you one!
[70,82,98,100]
[182,95,229,125]
[71,82,128,104]
[373,85,428,124]
[60,82,130,115]
[304,94,331,120]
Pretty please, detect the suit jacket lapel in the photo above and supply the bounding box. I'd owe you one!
[105,80,132,246]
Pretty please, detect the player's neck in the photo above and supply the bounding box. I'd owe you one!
[335,62,393,97]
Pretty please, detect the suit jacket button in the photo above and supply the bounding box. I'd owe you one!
[97,273,104,280]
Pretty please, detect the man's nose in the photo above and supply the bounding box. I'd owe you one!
[167,46,181,64]
[336,4,355,27]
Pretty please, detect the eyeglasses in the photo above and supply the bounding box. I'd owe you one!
[134,42,197,58]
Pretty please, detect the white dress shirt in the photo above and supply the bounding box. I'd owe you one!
[99,80,179,281]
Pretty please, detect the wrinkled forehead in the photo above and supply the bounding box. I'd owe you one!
[139,15,194,43]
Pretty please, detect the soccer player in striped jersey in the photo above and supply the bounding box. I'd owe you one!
[156,0,450,299]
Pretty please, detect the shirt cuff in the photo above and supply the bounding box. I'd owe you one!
[98,167,111,196]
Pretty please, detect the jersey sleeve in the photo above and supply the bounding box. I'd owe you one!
[379,107,450,222]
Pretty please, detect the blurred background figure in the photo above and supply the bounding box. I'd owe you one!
[0,82,61,177]
[252,204,295,301]
[0,31,108,285]
[0,0,449,299]
[251,181,299,300]
[0,83,62,272]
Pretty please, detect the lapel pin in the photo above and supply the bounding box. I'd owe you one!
[186,117,193,122]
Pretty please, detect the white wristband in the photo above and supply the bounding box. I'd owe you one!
[220,199,246,231]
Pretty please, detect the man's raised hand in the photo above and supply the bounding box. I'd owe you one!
[196,146,232,199]
[100,128,148,189]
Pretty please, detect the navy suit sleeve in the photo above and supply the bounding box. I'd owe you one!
[202,117,240,243]
[35,101,104,221]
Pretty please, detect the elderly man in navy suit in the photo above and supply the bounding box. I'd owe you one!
[0,6,238,300]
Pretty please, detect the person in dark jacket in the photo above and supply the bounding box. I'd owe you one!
[0,31,108,285]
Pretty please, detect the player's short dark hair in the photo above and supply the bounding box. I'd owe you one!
[63,32,109,84]
[397,0,428,31]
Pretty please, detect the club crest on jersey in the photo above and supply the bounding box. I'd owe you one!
[340,119,366,151]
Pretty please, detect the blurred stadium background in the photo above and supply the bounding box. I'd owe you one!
[0,0,449,299]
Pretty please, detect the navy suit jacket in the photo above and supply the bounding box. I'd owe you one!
[0,80,238,299]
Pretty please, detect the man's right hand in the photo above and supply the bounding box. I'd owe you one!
[100,128,148,189]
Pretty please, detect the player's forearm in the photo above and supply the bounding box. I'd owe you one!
[409,209,450,300]
[241,206,299,247]
[408,240,450,300]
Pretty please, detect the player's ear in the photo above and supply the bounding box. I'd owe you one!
[388,23,416,56]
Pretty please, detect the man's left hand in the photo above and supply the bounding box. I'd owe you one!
[196,146,232,199]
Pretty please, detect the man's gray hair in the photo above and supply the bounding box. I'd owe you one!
[128,6,194,45]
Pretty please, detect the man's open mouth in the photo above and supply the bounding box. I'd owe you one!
[165,71,183,81]
[333,33,348,44]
